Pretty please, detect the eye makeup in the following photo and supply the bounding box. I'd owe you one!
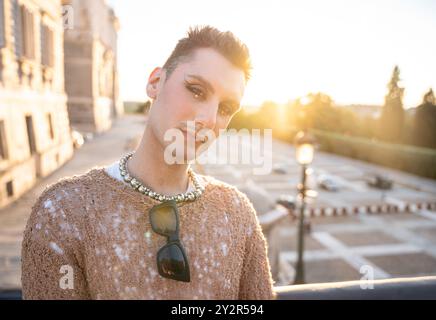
[184,80,206,100]
[183,75,241,117]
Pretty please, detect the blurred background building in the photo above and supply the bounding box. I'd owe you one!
[62,0,122,134]
[0,0,73,209]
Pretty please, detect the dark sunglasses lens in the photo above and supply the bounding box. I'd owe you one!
[150,205,177,236]
[157,243,189,281]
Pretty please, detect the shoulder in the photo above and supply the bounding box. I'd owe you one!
[199,174,250,201]
[33,167,101,209]
[25,168,105,238]
[198,174,259,225]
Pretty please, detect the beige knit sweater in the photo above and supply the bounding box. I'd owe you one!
[21,166,277,300]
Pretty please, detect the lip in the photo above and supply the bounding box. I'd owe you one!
[181,127,197,135]
[180,128,203,143]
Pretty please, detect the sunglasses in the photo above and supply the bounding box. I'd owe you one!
[149,200,190,282]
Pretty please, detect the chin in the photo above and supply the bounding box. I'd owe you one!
[185,143,209,163]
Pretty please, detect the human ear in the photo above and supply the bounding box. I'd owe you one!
[146,67,164,99]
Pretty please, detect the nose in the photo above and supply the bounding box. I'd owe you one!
[195,102,218,130]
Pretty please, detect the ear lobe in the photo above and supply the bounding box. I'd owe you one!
[146,84,157,99]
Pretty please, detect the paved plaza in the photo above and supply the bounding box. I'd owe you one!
[1,114,435,290]
[200,135,436,286]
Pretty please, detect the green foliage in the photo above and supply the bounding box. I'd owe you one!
[313,129,436,179]
[226,70,436,179]
[138,100,151,114]
[378,66,405,142]
[413,89,436,149]
[123,101,150,114]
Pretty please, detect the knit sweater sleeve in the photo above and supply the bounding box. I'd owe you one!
[237,192,277,300]
[21,184,90,300]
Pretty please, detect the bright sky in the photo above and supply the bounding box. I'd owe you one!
[107,0,436,108]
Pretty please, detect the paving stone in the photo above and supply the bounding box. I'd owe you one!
[365,253,436,277]
[305,259,362,283]
[271,233,326,252]
[331,231,403,247]
[310,216,362,225]
[382,213,430,222]
[411,227,436,243]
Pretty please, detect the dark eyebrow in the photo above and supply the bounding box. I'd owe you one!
[185,74,241,109]
[185,74,215,94]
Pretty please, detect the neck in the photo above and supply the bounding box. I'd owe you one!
[127,127,191,196]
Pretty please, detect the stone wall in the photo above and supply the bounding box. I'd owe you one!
[62,0,122,134]
[0,0,73,208]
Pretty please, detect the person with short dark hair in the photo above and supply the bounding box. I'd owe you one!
[21,25,276,300]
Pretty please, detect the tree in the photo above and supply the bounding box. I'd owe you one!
[378,66,405,142]
[301,93,341,132]
[255,101,280,129]
[413,88,436,149]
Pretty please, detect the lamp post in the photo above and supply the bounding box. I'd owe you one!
[293,130,315,285]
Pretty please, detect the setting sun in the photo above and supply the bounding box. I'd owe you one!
[108,0,436,108]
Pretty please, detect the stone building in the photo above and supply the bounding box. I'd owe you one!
[0,0,74,208]
[62,0,122,134]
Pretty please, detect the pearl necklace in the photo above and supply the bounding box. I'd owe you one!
[119,152,205,203]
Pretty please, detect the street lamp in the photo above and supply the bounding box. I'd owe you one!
[293,130,316,284]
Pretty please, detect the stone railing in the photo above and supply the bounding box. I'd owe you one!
[1,276,435,300]
[275,276,436,300]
